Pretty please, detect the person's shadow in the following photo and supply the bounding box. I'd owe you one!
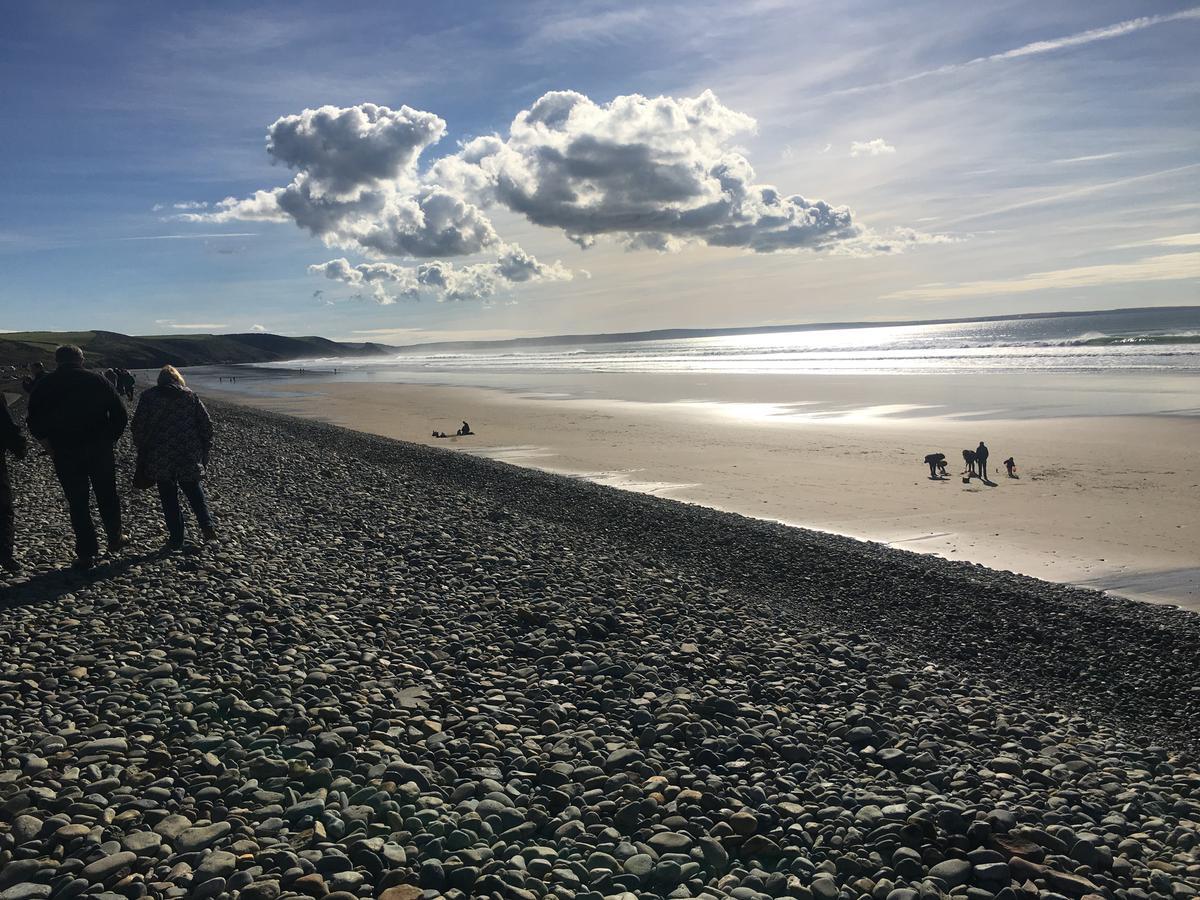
[0,551,160,609]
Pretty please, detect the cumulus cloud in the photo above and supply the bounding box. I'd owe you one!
[452,89,863,253]
[850,138,895,157]
[177,90,944,299]
[309,245,571,304]
[251,324,267,332]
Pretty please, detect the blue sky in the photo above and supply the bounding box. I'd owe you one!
[1,1,1197,343]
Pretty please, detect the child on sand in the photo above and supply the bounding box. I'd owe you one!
[1004,457,1017,478]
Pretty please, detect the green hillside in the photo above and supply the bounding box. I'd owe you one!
[0,330,394,370]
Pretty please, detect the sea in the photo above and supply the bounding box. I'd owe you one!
[199,307,1200,420]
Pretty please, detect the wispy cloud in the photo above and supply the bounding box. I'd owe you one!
[1116,232,1200,249]
[835,7,1200,95]
[943,163,1200,226]
[1053,152,1123,165]
[119,233,257,241]
[154,319,230,329]
[885,252,1200,301]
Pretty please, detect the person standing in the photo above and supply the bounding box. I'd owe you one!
[0,397,27,573]
[131,365,216,551]
[21,361,45,395]
[976,441,990,482]
[26,345,130,569]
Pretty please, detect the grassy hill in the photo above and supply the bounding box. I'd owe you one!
[0,330,394,369]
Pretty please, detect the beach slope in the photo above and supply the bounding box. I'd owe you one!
[1,402,1199,899]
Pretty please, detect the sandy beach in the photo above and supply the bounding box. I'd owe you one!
[192,375,1200,609]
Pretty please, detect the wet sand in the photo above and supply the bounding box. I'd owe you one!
[197,376,1200,608]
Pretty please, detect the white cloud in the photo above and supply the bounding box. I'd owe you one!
[309,245,572,304]
[849,138,895,157]
[250,324,267,332]
[179,90,943,302]
[183,92,885,260]
[836,7,1200,95]
[885,252,1200,301]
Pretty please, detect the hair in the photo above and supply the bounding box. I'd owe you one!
[158,365,186,388]
[55,345,85,365]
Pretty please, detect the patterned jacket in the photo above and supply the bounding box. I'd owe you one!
[131,385,213,482]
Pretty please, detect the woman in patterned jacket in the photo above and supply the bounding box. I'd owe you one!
[132,365,217,551]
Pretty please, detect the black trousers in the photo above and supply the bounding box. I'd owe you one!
[53,441,121,560]
[0,461,13,562]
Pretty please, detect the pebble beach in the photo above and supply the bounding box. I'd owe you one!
[2,400,1200,900]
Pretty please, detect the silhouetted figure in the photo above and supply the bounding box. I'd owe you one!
[26,345,129,569]
[116,368,136,401]
[923,452,948,479]
[456,420,473,436]
[132,365,216,552]
[21,362,46,396]
[1004,456,1017,478]
[0,399,27,573]
[976,441,990,482]
[962,448,977,477]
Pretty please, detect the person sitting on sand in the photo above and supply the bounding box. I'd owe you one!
[0,397,27,573]
[456,420,472,436]
[976,441,990,481]
[962,448,977,477]
[923,452,948,479]
[1004,456,1017,478]
[131,365,217,552]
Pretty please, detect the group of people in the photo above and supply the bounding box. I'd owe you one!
[431,420,474,439]
[0,346,218,574]
[103,366,137,401]
[924,441,1018,483]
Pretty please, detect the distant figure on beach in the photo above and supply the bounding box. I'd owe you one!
[923,452,948,479]
[116,368,135,401]
[132,365,216,552]
[457,420,473,436]
[1004,456,1017,478]
[26,345,130,570]
[976,441,990,481]
[962,448,977,477]
[0,397,28,573]
[21,362,46,396]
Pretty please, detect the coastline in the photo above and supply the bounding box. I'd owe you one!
[194,374,1200,609]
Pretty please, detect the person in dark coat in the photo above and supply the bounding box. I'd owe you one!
[21,362,46,395]
[26,345,129,569]
[132,365,216,551]
[976,441,990,481]
[962,448,977,477]
[116,368,136,401]
[0,398,27,572]
[923,452,947,479]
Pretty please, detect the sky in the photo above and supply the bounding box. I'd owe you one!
[0,0,1197,344]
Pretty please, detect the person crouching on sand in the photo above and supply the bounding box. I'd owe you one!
[923,452,947,479]
[1004,456,1017,478]
[132,365,217,552]
[0,397,27,573]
